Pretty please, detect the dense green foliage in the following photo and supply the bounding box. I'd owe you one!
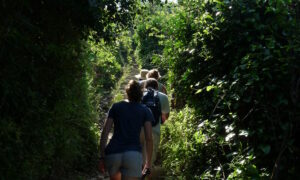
[134,0,300,179]
[0,0,137,179]
[1,0,299,179]
[134,4,166,69]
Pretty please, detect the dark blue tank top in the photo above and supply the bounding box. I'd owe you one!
[105,101,154,154]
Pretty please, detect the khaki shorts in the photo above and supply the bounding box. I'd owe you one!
[140,129,160,165]
[105,151,142,178]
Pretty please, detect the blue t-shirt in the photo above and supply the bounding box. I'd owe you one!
[105,101,154,155]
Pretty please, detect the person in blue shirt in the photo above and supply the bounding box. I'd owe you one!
[99,80,154,180]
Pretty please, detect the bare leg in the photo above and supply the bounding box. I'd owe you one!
[122,176,139,180]
[110,171,121,180]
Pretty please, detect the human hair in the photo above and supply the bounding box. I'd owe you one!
[144,78,159,90]
[125,80,143,102]
[146,69,161,80]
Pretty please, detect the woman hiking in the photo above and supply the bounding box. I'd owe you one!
[99,80,153,180]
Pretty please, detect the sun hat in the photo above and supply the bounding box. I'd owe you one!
[135,69,149,80]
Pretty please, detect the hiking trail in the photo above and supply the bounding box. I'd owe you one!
[87,62,167,179]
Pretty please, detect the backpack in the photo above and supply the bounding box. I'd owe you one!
[141,88,161,126]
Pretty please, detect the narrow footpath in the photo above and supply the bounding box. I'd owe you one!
[88,61,167,179]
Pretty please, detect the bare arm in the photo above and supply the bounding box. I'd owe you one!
[161,112,169,124]
[160,93,170,124]
[162,85,167,95]
[99,117,114,158]
[143,121,153,169]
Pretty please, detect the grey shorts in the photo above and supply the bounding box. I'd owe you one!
[105,151,142,177]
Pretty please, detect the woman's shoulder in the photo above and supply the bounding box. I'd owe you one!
[133,103,149,112]
[113,101,149,112]
[112,100,128,107]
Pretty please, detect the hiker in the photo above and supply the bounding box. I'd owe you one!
[135,69,149,84]
[140,78,170,179]
[98,80,153,180]
[146,69,167,95]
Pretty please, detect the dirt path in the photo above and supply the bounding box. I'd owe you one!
[88,62,167,179]
[118,63,140,97]
[87,63,140,180]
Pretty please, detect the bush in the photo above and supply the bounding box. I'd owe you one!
[161,106,266,179]
[160,0,299,178]
[0,0,135,179]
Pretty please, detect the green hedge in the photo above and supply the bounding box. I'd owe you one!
[160,0,299,179]
[0,0,135,179]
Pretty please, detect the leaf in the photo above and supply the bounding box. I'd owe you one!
[238,130,249,137]
[225,124,234,133]
[225,132,235,142]
[206,85,216,91]
[195,89,203,94]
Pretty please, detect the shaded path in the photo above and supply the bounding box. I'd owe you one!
[87,62,140,180]
[88,61,168,179]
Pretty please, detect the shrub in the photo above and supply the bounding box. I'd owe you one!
[0,0,135,178]
[160,0,299,178]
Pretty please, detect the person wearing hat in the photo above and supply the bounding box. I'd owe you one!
[135,69,149,81]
